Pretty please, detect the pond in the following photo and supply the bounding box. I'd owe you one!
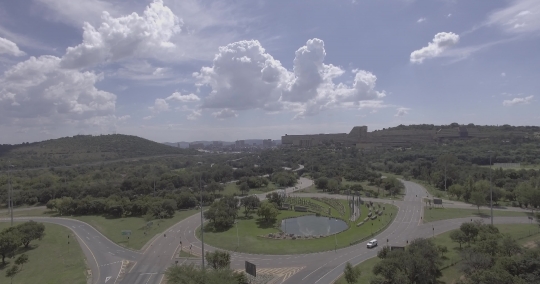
[280,215,348,237]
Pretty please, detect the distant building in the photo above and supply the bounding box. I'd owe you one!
[282,125,526,149]
[189,143,204,149]
[262,139,273,147]
[212,141,223,148]
[235,140,245,148]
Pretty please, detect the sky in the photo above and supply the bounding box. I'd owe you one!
[0,0,539,144]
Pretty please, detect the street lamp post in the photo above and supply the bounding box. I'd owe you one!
[8,163,15,226]
[489,152,493,226]
[199,176,205,270]
[235,220,239,248]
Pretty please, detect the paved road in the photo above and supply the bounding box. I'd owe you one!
[0,178,532,284]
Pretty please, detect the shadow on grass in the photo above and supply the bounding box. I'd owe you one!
[255,218,276,229]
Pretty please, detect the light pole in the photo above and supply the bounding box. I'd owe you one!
[8,163,15,226]
[488,151,493,226]
[235,220,239,248]
[199,176,205,270]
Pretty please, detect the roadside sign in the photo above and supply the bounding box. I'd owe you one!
[245,261,256,277]
[121,230,132,236]
[433,198,443,205]
[390,246,405,251]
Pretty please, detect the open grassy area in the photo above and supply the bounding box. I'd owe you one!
[71,209,199,250]
[4,207,199,250]
[0,222,88,284]
[199,198,397,254]
[334,223,540,284]
[222,182,277,196]
[423,206,530,223]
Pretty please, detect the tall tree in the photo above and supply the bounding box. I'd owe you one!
[0,229,20,264]
[205,250,231,270]
[16,221,45,248]
[6,265,20,284]
[343,262,361,284]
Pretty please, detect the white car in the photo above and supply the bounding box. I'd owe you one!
[367,239,378,248]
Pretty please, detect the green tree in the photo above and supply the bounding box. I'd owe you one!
[14,253,28,270]
[240,195,260,217]
[460,222,479,246]
[470,191,485,212]
[448,184,464,200]
[205,250,231,270]
[16,221,45,248]
[239,182,250,196]
[257,202,279,223]
[206,182,224,194]
[343,262,361,284]
[450,230,467,249]
[6,265,20,284]
[0,229,20,264]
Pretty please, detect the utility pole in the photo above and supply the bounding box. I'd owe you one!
[489,151,493,226]
[8,162,14,226]
[199,176,205,270]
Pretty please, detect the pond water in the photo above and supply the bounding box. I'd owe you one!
[280,215,348,237]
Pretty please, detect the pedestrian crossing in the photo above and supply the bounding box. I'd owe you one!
[236,266,305,283]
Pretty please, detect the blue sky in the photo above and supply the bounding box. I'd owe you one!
[0,0,538,144]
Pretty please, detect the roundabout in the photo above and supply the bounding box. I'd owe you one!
[198,196,398,254]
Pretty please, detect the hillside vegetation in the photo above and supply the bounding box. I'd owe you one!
[0,134,195,170]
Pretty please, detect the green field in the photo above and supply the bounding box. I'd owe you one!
[222,182,277,196]
[423,207,530,223]
[0,222,88,284]
[5,207,199,250]
[71,209,199,250]
[334,223,540,284]
[199,198,397,254]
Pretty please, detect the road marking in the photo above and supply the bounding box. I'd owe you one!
[105,276,111,283]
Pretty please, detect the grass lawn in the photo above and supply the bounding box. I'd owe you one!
[334,223,540,284]
[71,209,199,250]
[423,207,530,223]
[222,182,277,196]
[199,198,397,254]
[4,207,199,250]
[0,222,88,284]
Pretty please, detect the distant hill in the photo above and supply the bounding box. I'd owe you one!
[163,140,281,148]
[0,134,196,170]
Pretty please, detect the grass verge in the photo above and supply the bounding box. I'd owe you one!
[0,222,87,284]
[5,207,199,250]
[199,198,397,255]
[334,223,540,284]
[71,209,199,250]
[423,207,530,223]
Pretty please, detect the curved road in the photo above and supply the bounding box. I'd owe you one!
[0,178,533,284]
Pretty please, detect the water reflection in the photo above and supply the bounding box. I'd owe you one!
[281,215,348,236]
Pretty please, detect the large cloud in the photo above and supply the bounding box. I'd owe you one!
[61,0,182,69]
[195,38,386,118]
[503,95,534,106]
[410,32,460,64]
[0,55,116,126]
[0,37,26,57]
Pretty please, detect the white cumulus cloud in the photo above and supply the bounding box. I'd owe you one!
[503,95,533,106]
[149,98,170,113]
[195,38,386,119]
[0,37,26,56]
[212,109,238,119]
[60,0,182,69]
[410,32,460,64]
[417,18,426,23]
[166,92,200,102]
[395,107,410,116]
[0,55,116,127]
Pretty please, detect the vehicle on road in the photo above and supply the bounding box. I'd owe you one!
[367,239,378,248]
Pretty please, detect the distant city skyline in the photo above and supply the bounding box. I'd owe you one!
[0,0,539,144]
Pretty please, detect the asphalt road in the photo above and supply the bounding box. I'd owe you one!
[0,178,533,284]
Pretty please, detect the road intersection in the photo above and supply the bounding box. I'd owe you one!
[1,178,533,284]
